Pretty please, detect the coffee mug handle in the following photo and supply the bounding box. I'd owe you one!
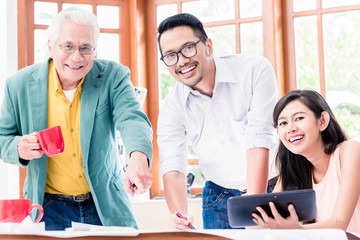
[29,204,44,223]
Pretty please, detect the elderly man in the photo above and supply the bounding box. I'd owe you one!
[0,8,152,230]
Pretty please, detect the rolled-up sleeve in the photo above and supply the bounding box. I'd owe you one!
[244,58,277,150]
[157,89,188,176]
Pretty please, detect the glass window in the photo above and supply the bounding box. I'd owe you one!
[240,0,262,18]
[240,22,263,56]
[97,6,119,29]
[158,63,175,106]
[97,33,119,62]
[206,25,236,57]
[156,4,178,107]
[157,4,178,26]
[34,29,50,64]
[323,11,360,140]
[322,0,360,8]
[34,1,57,25]
[62,3,92,12]
[293,0,316,12]
[294,16,320,91]
[182,0,235,22]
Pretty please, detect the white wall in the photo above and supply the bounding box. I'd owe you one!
[0,0,20,199]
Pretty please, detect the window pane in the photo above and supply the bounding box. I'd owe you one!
[34,1,57,25]
[97,6,119,29]
[62,3,92,13]
[240,0,262,18]
[157,4,178,26]
[97,33,119,62]
[158,63,176,105]
[34,29,50,64]
[240,22,263,56]
[294,16,320,91]
[182,0,235,22]
[322,0,360,8]
[323,11,360,140]
[206,25,236,57]
[293,0,316,12]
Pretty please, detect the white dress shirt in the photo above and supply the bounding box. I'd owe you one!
[157,54,278,190]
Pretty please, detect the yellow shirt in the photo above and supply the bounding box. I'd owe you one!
[45,60,90,195]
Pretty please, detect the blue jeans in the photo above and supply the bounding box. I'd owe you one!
[41,193,102,230]
[202,181,275,229]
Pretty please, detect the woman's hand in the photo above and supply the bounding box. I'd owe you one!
[252,202,302,229]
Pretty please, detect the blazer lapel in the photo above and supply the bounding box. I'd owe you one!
[80,61,103,165]
[29,60,49,132]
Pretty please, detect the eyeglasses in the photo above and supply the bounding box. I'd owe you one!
[56,42,96,55]
[160,38,206,67]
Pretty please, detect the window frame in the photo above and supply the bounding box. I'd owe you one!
[282,0,360,97]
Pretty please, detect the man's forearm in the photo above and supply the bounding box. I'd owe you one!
[246,147,269,194]
[163,171,188,214]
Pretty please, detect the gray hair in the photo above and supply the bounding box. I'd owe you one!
[47,7,100,46]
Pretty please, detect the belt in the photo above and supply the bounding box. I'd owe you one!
[45,192,92,202]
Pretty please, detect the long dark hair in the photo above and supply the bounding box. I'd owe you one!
[273,89,347,190]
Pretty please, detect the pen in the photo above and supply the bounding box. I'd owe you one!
[175,211,196,229]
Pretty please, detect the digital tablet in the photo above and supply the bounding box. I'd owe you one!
[227,189,316,227]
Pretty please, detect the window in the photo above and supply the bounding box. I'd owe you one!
[284,0,360,140]
[147,0,360,198]
[15,0,360,199]
[27,1,125,65]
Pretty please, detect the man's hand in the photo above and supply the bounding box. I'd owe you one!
[18,133,43,160]
[124,151,152,197]
[169,212,194,230]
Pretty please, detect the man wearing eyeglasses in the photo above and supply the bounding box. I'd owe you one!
[157,13,278,229]
[0,8,152,230]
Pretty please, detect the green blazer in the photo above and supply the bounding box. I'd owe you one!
[0,58,153,228]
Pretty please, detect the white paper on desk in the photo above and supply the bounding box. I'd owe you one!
[0,216,45,234]
[40,222,139,238]
[68,221,137,232]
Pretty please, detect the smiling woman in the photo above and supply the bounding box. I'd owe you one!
[0,0,20,199]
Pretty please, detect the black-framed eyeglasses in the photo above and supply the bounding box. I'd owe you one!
[56,42,96,55]
[160,37,206,67]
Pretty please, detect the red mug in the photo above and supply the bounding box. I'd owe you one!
[37,125,65,157]
[0,199,44,223]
